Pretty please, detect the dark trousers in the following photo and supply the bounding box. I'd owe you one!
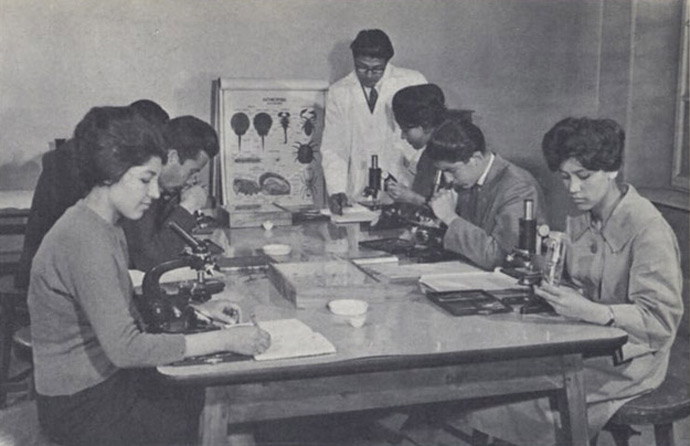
[36,369,204,446]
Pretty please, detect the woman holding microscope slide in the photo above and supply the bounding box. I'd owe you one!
[461,117,683,445]
[28,106,270,446]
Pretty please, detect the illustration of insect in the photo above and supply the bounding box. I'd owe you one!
[300,108,317,137]
[294,141,318,164]
[300,165,318,200]
[277,111,290,144]
[230,112,250,151]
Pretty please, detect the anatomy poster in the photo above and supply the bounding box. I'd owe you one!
[214,79,328,209]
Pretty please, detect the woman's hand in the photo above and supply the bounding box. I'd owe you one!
[223,326,272,356]
[428,188,459,225]
[534,283,609,324]
[386,182,425,205]
[194,299,242,325]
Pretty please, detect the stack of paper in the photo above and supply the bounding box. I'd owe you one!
[419,270,524,292]
[254,319,336,361]
[365,260,483,282]
[320,204,380,223]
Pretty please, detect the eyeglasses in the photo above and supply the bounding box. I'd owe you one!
[355,64,386,75]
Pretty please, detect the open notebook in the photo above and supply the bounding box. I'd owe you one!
[255,319,336,361]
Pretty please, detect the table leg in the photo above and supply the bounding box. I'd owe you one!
[557,354,589,446]
[201,387,256,446]
[0,296,16,408]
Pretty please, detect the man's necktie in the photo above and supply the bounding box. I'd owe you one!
[368,87,378,113]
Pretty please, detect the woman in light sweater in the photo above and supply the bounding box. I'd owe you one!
[28,106,270,446]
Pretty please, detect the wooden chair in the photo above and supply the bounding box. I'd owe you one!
[0,275,32,408]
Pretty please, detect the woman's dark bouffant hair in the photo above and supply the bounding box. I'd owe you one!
[74,106,167,190]
[425,119,486,163]
[163,116,219,162]
[541,117,624,172]
[393,84,447,130]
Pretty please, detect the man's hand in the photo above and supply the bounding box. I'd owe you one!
[180,184,209,214]
[386,182,425,206]
[328,193,350,215]
[428,188,459,225]
[534,283,609,324]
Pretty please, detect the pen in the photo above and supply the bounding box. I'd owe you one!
[192,306,233,329]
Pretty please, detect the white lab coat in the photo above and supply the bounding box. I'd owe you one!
[320,64,427,200]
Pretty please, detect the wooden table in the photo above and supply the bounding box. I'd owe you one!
[158,221,627,446]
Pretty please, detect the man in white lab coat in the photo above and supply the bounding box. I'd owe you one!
[320,29,427,214]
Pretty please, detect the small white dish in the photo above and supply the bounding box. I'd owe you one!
[328,299,369,317]
[262,221,274,231]
[262,244,291,256]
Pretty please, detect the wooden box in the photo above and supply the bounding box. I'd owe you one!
[217,203,292,228]
[267,260,379,308]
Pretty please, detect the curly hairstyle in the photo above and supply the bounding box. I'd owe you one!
[393,84,447,130]
[425,119,486,163]
[541,117,624,172]
[163,116,219,162]
[350,29,394,60]
[74,106,167,190]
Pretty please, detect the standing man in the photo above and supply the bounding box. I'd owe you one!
[427,119,547,270]
[321,29,427,214]
[122,115,218,272]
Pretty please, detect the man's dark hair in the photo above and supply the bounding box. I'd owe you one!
[393,84,447,130]
[163,116,219,162]
[426,119,487,163]
[541,117,624,172]
[129,99,170,128]
[350,29,394,60]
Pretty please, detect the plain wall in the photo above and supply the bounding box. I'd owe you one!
[0,0,684,230]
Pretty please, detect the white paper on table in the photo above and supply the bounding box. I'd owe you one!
[419,269,524,292]
[366,260,483,281]
[254,319,336,361]
[128,267,200,289]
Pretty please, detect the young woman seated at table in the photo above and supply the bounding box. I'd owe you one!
[28,106,271,446]
[461,117,683,445]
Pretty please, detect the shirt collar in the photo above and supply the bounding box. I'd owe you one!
[476,153,495,187]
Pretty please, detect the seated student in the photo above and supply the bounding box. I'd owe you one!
[15,99,170,288]
[388,83,447,206]
[28,106,270,446]
[122,115,217,272]
[427,119,546,270]
[461,117,683,445]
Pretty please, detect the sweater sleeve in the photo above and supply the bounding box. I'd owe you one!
[610,221,683,360]
[66,230,186,368]
[122,197,196,272]
[443,181,541,270]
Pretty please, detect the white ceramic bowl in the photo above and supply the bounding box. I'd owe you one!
[262,244,292,256]
[328,299,369,316]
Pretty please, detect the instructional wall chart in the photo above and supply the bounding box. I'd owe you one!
[213,79,329,210]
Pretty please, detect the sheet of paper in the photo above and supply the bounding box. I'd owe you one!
[365,260,483,281]
[320,204,380,223]
[254,319,336,361]
[129,267,200,289]
[419,270,524,292]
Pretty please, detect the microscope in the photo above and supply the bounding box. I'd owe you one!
[139,222,230,333]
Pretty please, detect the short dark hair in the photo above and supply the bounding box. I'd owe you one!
[129,99,170,128]
[426,119,487,163]
[541,117,624,172]
[350,29,394,60]
[74,106,167,190]
[393,84,447,130]
[163,116,219,162]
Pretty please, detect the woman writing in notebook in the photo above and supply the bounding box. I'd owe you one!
[28,106,270,446]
